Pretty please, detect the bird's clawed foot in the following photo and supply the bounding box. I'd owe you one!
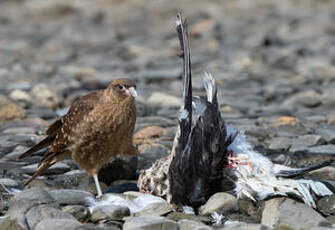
[95,194,103,200]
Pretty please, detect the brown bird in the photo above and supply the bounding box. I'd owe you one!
[19,78,138,197]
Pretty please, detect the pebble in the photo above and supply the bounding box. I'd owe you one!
[26,205,76,230]
[0,178,19,187]
[135,202,173,217]
[31,84,61,109]
[135,68,182,82]
[317,195,335,216]
[91,204,130,222]
[34,218,82,230]
[0,218,26,230]
[21,162,70,175]
[283,90,322,108]
[6,188,58,229]
[147,92,182,107]
[306,145,335,155]
[49,189,94,205]
[134,126,167,139]
[9,89,32,108]
[199,192,238,215]
[178,219,213,230]
[3,126,37,134]
[291,134,325,148]
[308,167,335,181]
[62,205,90,221]
[219,222,263,230]
[261,198,329,229]
[135,116,175,130]
[137,143,170,169]
[267,136,292,152]
[272,116,301,127]
[318,129,335,144]
[166,212,210,223]
[0,96,26,122]
[123,215,178,230]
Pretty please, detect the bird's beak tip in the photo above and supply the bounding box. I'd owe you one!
[126,87,137,98]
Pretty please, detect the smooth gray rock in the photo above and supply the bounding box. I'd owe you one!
[147,92,182,107]
[123,215,178,230]
[9,89,32,107]
[317,195,335,216]
[136,116,175,130]
[49,189,93,205]
[267,137,292,152]
[317,129,335,144]
[311,227,335,230]
[31,83,61,109]
[76,224,120,230]
[21,162,70,175]
[6,188,58,229]
[0,96,26,122]
[308,166,335,181]
[135,202,173,217]
[307,145,335,155]
[137,144,169,170]
[10,187,56,205]
[26,205,75,230]
[237,199,264,223]
[135,68,182,81]
[199,193,238,215]
[326,215,335,224]
[0,217,25,230]
[291,134,325,148]
[0,178,19,187]
[178,219,213,230]
[3,126,36,135]
[34,218,82,230]
[283,90,322,108]
[62,205,90,221]
[218,222,263,230]
[166,212,210,224]
[91,204,130,222]
[262,198,329,229]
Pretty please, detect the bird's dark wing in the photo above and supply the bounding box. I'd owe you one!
[42,91,104,163]
[169,12,194,205]
[176,12,192,152]
[19,91,102,161]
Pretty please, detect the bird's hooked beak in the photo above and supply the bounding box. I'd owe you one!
[125,87,137,98]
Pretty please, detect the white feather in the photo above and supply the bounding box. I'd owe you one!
[203,72,216,103]
[226,124,333,207]
[87,193,168,214]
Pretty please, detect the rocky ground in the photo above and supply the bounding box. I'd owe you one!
[0,0,335,229]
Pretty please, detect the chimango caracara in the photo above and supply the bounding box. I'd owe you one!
[19,78,138,197]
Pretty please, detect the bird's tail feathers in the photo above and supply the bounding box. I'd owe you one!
[24,159,55,186]
[203,72,218,107]
[19,136,53,159]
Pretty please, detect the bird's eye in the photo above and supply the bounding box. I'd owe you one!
[118,85,124,90]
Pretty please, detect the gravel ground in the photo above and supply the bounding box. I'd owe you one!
[0,0,335,229]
